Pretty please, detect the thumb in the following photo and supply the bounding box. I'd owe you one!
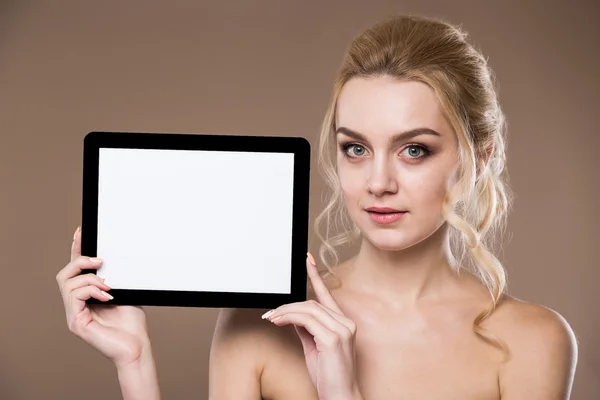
[294,325,316,357]
[71,226,81,262]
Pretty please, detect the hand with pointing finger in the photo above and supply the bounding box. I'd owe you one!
[262,253,364,400]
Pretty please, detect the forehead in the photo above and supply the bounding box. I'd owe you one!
[336,76,451,138]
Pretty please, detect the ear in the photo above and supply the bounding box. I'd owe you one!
[476,143,494,179]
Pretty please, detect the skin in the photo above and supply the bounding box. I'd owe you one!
[209,76,578,399]
[56,76,578,400]
[57,228,160,400]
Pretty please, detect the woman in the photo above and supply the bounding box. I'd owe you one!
[56,15,577,399]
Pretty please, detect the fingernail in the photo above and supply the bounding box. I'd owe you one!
[101,290,113,300]
[271,316,282,323]
[89,257,103,264]
[307,252,316,266]
[261,310,275,319]
[73,226,81,241]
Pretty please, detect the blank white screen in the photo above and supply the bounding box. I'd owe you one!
[96,148,295,294]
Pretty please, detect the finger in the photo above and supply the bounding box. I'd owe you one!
[270,300,345,327]
[70,226,81,262]
[56,255,103,287]
[270,300,355,335]
[306,252,344,314]
[68,285,113,316]
[66,286,113,336]
[270,312,340,349]
[61,273,111,298]
[294,325,316,356]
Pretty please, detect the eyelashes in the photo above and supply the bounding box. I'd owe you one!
[340,143,368,158]
[338,142,432,161]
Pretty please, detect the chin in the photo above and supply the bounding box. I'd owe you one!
[359,221,445,252]
[361,229,420,252]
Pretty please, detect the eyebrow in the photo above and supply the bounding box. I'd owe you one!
[335,126,441,144]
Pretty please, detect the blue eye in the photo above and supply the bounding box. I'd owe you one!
[339,142,430,160]
[341,143,369,157]
[404,145,427,158]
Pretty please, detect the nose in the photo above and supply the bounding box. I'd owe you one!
[366,156,398,196]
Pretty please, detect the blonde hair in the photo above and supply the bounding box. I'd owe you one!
[313,14,514,355]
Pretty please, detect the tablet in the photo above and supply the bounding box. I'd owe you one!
[80,131,311,309]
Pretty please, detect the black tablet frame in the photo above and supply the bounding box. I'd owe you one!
[81,131,310,309]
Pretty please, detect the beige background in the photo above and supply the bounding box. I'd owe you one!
[1,0,598,399]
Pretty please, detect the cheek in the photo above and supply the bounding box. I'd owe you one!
[339,168,364,201]
[405,164,456,210]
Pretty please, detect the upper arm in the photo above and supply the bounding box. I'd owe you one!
[499,305,578,399]
[209,308,270,400]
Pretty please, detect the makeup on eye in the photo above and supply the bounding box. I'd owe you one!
[338,141,431,160]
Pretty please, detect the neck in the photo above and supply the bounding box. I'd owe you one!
[343,222,460,306]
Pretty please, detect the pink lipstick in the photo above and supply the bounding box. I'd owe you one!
[365,207,407,224]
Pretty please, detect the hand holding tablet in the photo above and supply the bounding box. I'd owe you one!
[56,131,310,396]
[56,226,154,369]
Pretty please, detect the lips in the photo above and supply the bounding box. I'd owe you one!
[365,207,407,224]
[365,207,406,213]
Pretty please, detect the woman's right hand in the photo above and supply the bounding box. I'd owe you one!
[56,226,152,369]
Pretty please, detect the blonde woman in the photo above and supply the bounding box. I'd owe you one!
[57,15,577,400]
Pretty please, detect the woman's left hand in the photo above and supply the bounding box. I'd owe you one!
[262,253,364,400]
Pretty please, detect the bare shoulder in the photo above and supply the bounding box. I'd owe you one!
[491,296,578,355]
[490,296,575,338]
[209,307,299,399]
[489,296,578,399]
[213,307,272,336]
[211,307,296,367]
[209,269,342,399]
